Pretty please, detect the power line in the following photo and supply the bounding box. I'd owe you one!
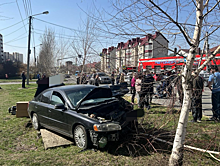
[27,0,32,15]
[16,0,27,32]
[22,0,28,18]
[0,1,15,6]
[4,33,27,44]
[33,28,121,44]
[0,19,27,31]
[4,43,27,48]
[4,24,27,37]
[34,17,85,33]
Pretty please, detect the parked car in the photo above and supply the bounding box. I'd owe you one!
[89,72,111,84]
[199,72,210,87]
[65,74,70,78]
[124,75,131,86]
[28,85,137,149]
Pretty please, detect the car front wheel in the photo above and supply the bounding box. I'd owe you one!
[32,113,41,130]
[74,125,91,149]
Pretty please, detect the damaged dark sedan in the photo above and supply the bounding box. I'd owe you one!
[28,85,137,149]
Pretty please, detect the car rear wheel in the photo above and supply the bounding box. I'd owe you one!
[74,125,91,149]
[32,113,41,130]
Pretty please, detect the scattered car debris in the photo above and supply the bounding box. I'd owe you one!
[8,105,16,115]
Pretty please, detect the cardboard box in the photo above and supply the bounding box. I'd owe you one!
[16,101,29,118]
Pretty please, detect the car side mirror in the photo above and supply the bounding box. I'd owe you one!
[54,103,66,110]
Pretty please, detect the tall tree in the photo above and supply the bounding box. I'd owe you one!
[95,0,220,165]
[38,28,56,76]
[71,15,99,73]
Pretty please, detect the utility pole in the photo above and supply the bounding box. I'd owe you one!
[26,16,32,85]
[34,46,36,67]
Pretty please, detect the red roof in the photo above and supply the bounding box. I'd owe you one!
[209,45,220,53]
[85,62,98,68]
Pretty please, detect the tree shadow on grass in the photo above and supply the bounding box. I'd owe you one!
[101,124,174,157]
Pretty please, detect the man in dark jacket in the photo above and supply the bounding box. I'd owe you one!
[175,71,183,105]
[21,71,26,88]
[191,71,204,122]
[140,70,154,109]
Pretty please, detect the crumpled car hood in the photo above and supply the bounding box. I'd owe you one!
[76,87,112,109]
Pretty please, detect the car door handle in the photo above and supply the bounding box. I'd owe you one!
[35,106,38,109]
[48,110,51,113]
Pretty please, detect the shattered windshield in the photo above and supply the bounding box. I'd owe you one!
[81,97,115,106]
[65,87,94,106]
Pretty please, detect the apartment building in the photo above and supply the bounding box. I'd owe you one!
[101,46,116,73]
[101,48,107,72]
[3,52,23,63]
[106,32,169,71]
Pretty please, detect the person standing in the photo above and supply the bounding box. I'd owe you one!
[37,73,41,81]
[190,72,204,122]
[111,71,115,85]
[94,74,100,86]
[116,73,120,84]
[119,73,125,83]
[140,70,154,109]
[131,74,136,104]
[21,71,26,88]
[119,73,124,83]
[135,74,142,108]
[208,66,220,121]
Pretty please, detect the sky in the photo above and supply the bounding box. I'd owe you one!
[0,0,114,64]
[1,0,220,65]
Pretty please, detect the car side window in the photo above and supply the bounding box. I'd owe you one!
[51,91,65,106]
[41,91,52,104]
[35,94,42,102]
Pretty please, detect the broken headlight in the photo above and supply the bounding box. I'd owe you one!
[93,123,121,132]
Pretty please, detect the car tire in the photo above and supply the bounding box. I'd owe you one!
[74,125,91,149]
[32,113,41,130]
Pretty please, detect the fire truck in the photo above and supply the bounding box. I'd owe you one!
[138,54,220,73]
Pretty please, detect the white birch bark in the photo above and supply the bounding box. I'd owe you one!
[169,1,204,165]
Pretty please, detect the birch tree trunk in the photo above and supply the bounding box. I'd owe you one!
[169,1,204,165]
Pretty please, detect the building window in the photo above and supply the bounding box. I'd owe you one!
[145,52,152,58]
[145,44,152,50]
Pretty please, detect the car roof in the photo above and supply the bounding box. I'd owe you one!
[49,85,96,91]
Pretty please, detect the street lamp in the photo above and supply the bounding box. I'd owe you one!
[26,11,49,85]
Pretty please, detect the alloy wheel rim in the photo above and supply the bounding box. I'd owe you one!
[75,127,85,148]
[32,115,38,129]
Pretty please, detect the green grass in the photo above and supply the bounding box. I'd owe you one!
[0,79,38,83]
[0,85,219,165]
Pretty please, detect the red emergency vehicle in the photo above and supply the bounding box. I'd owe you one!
[138,54,220,72]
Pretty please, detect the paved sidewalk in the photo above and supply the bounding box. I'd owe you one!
[126,87,213,117]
